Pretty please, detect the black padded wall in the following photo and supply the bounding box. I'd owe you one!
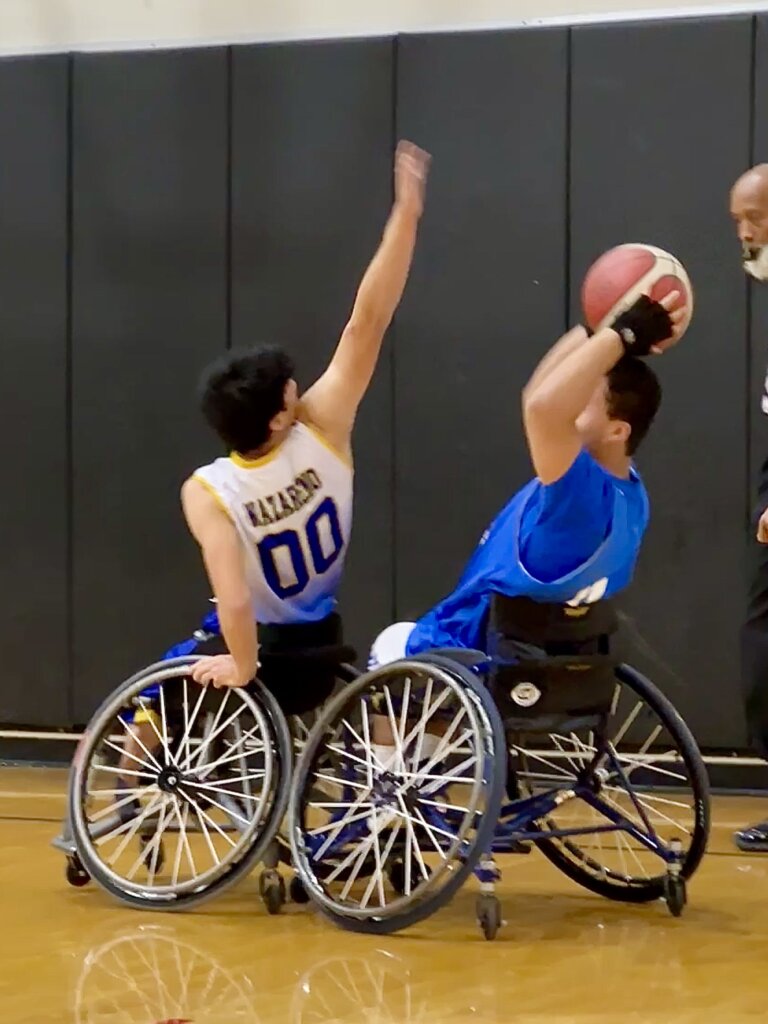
[0,56,69,725]
[231,38,395,655]
[394,29,569,619]
[71,49,228,720]
[1,16,764,749]
[571,16,753,747]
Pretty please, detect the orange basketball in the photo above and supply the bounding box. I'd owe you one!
[581,243,694,337]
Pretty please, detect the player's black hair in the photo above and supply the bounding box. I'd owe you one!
[606,356,662,456]
[199,346,296,454]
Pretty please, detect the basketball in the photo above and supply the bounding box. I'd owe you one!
[581,243,694,337]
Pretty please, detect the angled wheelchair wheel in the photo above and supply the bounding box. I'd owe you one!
[289,655,507,934]
[510,663,710,903]
[69,656,292,910]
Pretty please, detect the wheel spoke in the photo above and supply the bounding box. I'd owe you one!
[175,678,207,768]
[359,817,402,910]
[197,726,267,778]
[103,791,164,864]
[92,763,156,781]
[610,700,643,748]
[87,785,156,824]
[117,716,163,771]
[183,791,232,858]
[192,787,251,829]
[101,736,158,775]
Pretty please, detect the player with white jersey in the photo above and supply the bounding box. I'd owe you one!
[176,140,430,696]
[192,423,352,626]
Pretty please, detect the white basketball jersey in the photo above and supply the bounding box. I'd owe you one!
[193,422,353,625]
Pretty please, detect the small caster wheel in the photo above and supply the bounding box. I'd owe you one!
[289,874,310,904]
[663,875,686,917]
[260,869,285,914]
[476,894,502,941]
[140,834,164,873]
[65,854,90,888]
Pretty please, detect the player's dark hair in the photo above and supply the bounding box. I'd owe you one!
[606,357,662,456]
[199,346,296,454]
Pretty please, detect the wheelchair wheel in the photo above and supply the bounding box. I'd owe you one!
[69,656,292,910]
[289,655,507,934]
[511,663,710,903]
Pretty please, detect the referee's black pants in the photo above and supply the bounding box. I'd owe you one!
[742,527,768,760]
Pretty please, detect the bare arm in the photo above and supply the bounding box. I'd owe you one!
[523,327,625,484]
[523,293,684,485]
[181,478,258,686]
[301,141,430,455]
[522,325,590,402]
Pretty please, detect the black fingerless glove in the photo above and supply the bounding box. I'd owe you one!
[609,295,673,357]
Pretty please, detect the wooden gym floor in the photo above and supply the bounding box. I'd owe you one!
[1,764,767,1024]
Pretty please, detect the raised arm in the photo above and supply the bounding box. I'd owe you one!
[301,141,430,455]
[523,295,682,484]
[522,325,590,402]
[181,478,259,689]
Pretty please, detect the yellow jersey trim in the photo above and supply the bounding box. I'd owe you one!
[192,474,232,520]
[229,444,284,469]
[302,423,353,469]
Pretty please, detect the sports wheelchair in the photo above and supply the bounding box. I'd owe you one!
[287,595,711,939]
[52,613,357,912]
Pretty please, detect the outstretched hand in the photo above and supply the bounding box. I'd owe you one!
[394,140,431,219]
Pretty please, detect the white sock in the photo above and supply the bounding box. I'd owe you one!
[371,743,395,770]
[371,734,441,772]
[417,733,440,763]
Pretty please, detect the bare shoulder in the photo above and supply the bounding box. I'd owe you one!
[181,475,231,543]
[181,474,210,512]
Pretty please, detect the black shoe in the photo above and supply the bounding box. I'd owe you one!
[733,821,768,852]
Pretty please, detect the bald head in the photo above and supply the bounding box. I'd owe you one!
[731,164,768,248]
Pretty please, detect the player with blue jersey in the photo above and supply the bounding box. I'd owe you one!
[172,140,430,699]
[370,290,685,670]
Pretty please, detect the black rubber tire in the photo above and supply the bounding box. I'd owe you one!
[66,855,90,888]
[664,875,686,917]
[263,873,286,915]
[289,874,310,904]
[476,894,501,941]
[533,663,710,904]
[69,657,293,911]
[289,655,507,935]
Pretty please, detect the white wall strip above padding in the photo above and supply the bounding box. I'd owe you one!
[2,0,768,57]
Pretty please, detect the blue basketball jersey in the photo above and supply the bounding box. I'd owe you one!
[406,451,649,655]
